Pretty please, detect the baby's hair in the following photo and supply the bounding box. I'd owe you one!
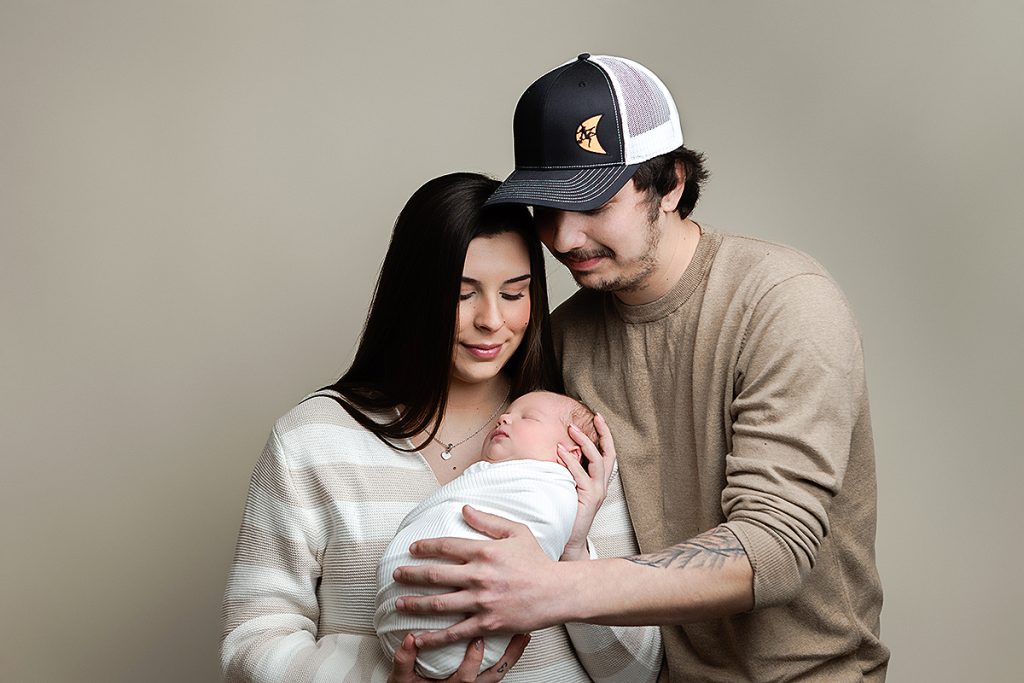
[563,395,598,444]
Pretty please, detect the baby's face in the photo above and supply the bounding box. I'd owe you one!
[481,392,580,464]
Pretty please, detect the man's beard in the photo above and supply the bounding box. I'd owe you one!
[565,216,661,293]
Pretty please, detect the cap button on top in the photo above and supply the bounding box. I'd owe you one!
[577,53,591,61]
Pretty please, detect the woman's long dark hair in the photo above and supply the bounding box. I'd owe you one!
[313,172,560,450]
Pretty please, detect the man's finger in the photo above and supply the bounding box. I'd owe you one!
[393,562,476,589]
[414,616,489,650]
[408,536,485,561]
[396,589,478,615]
[461,505,524,539]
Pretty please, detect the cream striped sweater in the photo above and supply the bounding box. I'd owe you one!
[220,394,663,682]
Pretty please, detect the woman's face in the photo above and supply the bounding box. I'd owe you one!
[451,231,533,388]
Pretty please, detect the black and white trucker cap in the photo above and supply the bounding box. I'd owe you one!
[485,54,683,211]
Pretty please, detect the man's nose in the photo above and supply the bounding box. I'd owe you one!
[544,211,588,254]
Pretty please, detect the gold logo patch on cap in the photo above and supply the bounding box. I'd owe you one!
[575,114,607,154]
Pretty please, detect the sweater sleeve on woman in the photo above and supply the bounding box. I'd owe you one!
[220,427,360,682]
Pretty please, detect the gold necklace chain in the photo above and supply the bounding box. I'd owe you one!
[431,389,511,460]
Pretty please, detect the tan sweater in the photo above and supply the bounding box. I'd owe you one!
[553,228,889,682]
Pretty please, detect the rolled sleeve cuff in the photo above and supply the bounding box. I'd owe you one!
[723,519,803,608]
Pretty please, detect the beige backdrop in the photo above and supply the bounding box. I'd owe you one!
[2,1,1021,681]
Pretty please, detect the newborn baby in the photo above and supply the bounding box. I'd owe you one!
[374,391,597,678]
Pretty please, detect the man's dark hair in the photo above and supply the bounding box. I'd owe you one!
[631,145,710,220]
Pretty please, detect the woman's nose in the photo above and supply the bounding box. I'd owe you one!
[474,297,503,331]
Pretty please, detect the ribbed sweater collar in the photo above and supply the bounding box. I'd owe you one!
[612,223,722,324]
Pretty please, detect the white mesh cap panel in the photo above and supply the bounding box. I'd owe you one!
[595,57,670,136]
[592,56,683,164]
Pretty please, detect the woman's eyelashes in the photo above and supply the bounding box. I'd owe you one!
[459,291,527,301]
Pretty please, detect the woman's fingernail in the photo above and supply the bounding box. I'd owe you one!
[395,598,404,609]
[474,638,483,651]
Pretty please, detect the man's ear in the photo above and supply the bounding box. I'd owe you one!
[660,160,686,213]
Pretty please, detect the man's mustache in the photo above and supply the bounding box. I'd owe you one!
[557,248,614,261]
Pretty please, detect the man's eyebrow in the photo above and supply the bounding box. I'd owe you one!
[461,274,532,286]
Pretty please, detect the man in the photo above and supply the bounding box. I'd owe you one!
[395,54,889,681]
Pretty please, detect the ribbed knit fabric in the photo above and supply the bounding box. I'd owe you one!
[375,460,577,678]
[221,395,663,682]
[553,227,889,682]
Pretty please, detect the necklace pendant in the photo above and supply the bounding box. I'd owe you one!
[440,445,454,461]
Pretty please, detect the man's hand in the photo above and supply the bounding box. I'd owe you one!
[394,506,567,648]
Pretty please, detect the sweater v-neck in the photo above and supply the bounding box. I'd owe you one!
[612,223,722,324]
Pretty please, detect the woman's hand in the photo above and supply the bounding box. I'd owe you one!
[557,413,617,561]
[388,633,531,682]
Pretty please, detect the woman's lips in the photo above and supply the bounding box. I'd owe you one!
[462,343,502,360]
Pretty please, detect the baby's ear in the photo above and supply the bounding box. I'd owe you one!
[563,442,583,462]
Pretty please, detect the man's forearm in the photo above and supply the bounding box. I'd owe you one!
[562,526,754,626]
[394,510,755,647]
[627,525,747,570]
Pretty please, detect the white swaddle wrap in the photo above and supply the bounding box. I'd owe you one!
[375,459,578,678]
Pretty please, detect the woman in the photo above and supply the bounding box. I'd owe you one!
[220,173,662,682]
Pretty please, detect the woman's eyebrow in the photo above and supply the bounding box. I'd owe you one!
[460,274,532,285]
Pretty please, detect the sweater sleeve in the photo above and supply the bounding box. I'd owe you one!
[563,466,664,683]
[722,273,865,608]
[220,428,374,682]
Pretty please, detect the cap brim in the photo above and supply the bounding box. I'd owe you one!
[484,164,641,211]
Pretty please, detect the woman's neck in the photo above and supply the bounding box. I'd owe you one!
[419,375,511,486]
[444,375,510,413]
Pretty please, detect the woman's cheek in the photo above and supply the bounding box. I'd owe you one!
[508,299,531,334]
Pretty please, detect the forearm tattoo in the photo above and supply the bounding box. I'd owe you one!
[626,526,746,570]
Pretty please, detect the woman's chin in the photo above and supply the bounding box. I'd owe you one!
[451,359,511,386]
